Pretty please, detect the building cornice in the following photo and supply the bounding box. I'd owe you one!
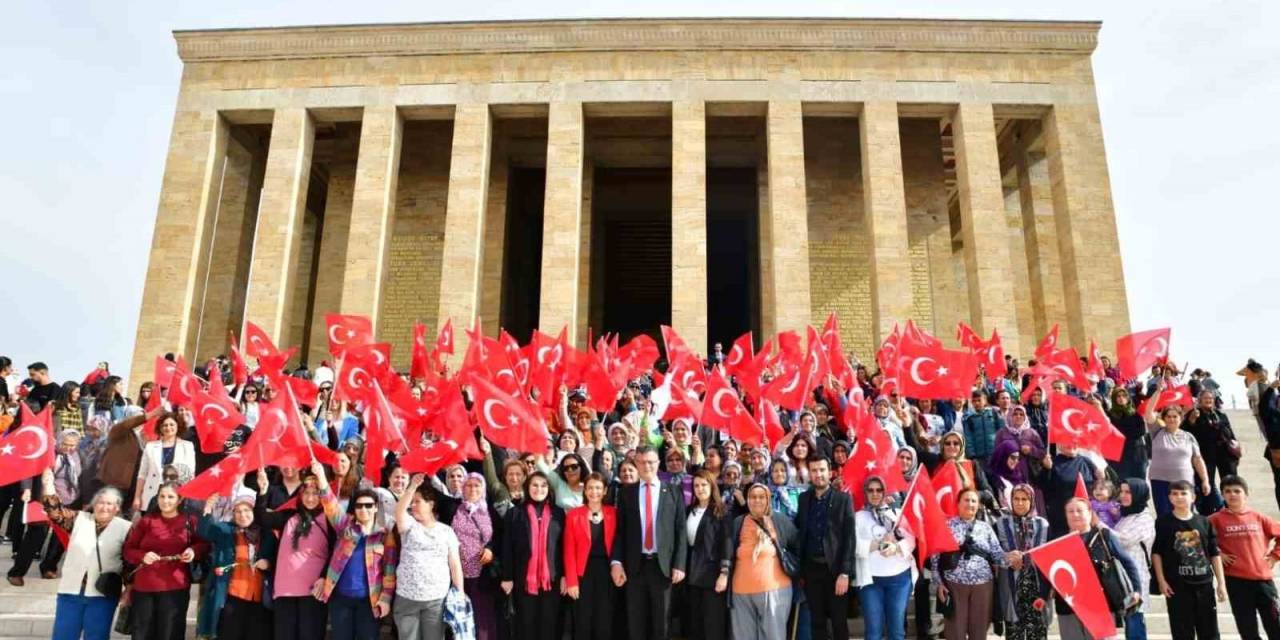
[173,17,1100,62]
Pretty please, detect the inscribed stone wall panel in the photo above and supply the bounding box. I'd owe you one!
[379,122,452,367]
[804,117,873,360]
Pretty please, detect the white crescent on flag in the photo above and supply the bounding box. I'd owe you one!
[1048,559,1079,606]
[17,425,50,461]
[711,388,737,419]
[909,357,938,386]
[1060,408,1085,437]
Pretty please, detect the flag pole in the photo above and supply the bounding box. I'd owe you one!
[889,466,924,531]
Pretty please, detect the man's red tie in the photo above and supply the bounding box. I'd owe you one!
[644,483,656,550]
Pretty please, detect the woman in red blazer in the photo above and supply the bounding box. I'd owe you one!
[564,472,617,640]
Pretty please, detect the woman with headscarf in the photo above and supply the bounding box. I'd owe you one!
[994,484,1051,640]
[499,471,566,640]
[1110,479,1155,640]
[855,476,917,640]
[256,468,333,640]
[1023,388,1050,445]
[719,462,748,518]
[1042,442,1098,536]
[925,431,991,495]
[197,490,278,640]
[988,441,1046,515]
[767,459,801,520]
[726,483,798,640]
[454,472,499,640]
[1108,387,1148,481]
[993,406,1045,466]
[660,447,695,506]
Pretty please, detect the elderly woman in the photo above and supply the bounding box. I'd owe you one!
[993,406,1045,466]
[1110,479,1156,640]
[453,472,499,640]
[123,482,211,640]
[37,471,133,640]
[926,432,991,495]
[1057,499,1142,640]
[932,488,1009,640]
[719,462,748,518]
[1144,396,1211,515]
[660,446,695,505]
[77,415,112,501]
[1043,442,1098,536]
[197,491,278,640]
[856,476,917,640]
[766,459,800,519]
[994,484,1051,640]
[394,474,464,640]
[313,461,400,640]
[256,470,332,640]
[483,440,527,518]
[132,411,197,515]
[726,483,798,640]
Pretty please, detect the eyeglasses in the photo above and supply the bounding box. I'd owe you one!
[866,487,884,494]
[944,441,962,447]
[562,464,580,472]
[354,503,377,510]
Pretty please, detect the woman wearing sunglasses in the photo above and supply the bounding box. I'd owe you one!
[312,461,400,640]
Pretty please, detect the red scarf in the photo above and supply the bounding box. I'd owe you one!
[524,502,552,594]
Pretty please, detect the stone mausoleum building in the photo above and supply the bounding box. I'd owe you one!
[129,18,1130,387]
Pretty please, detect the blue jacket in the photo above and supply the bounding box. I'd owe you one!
[196,515,279,637]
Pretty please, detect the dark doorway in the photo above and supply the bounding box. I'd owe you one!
[592,168,672,344]
[707,167,761,349]
[500,167,545,342]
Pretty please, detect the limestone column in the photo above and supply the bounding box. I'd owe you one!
[243,108,315,344]
[479,136,509,335]
[671,100,708,354]
[437,103,493,358]
[1016,150,1067,340]
[1004,185,1037,351]
[338,106,403,328]
[538,101,585,345]
[951,103,1022,356]
[1043,103,1131,347]
[127,109,228,390]
[195,133,262,362]
[859,101,913,343]
[763,101,813,336]
[306,162,356,364]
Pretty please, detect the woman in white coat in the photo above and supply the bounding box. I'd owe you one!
[132,411,196,514]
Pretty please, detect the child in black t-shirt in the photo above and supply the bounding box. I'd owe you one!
[1153,479,1226,640]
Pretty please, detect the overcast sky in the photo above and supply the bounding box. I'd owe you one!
[3,1,1276,407]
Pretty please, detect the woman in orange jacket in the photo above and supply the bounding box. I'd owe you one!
[563,473,617,640]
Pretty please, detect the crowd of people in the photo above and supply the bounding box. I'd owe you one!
[0,336,1278,640]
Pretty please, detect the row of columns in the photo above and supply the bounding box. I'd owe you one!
[129,98,1128,388]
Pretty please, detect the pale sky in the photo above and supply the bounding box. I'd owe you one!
[3,1,1277,407]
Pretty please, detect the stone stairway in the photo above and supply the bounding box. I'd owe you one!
[0,410,1272,639]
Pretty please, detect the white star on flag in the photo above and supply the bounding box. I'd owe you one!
[0,444,13,456]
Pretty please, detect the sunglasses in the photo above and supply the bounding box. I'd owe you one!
[866,487,884,494]
[562,464,580,472]
[354,503,377,510]
[944,441,962,447]
[522,459,537,465]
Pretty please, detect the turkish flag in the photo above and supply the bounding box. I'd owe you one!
[956,321,983,350]
[895,342,980,400]
[668,381,704,424]
[755,399,787,451]
[240,386,311,470]
[400,439,468,476]
[616,334,660,380]
[581,354,624,413]
[1034,324,1063,361]
[701,369,746,431]
[1085,341,1106,384]
[139,385,164,442]
[1115,327,1171,381]
[773,330,804,366]
[843,411,907,508]
[897,469,961,568]
[1048,392,1125,461]
[411,322,432,380]
[1137,384,1194,415]
[228,333,249,388]
[1028,534,1118,639]
[242,321,280,360]
[904,320,941,348]
[724,332,754,374]
[325,313,375,358]
[429,382,483,462]
[365,381,412,484]
[468,373,549,454]
[667,354,708,399]
[968,329,1008,380]
[525,328,568,403]
[165,367,204,409]
[179,451,247,500]
[1074,473,1090,501]
[190,388,246,454]
[932,461,966,518]
[333,343,391,405]
[1042,347,1093,391]
[661,325,694,363]
[154,356,183,392]
[23,500,47,525]
[0,405,56,485]
[761,362,808,411]
[431,318,455,370]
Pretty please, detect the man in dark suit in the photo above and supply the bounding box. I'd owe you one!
[796,456,856,640]
[611,445,687,640]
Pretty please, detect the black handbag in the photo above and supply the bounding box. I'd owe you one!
[1140,541,1160,596]
[747,516,799,577]
[93,533,124,600]
[113,592,134,635]
[1089,530,1138,615]
[184,515,210,584]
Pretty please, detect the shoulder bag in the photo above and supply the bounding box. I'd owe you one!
[93,527,124,599]
[746,516,799,577]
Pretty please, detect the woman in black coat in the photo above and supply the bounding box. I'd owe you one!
[686,470,730,640]
[499,472,566,640]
